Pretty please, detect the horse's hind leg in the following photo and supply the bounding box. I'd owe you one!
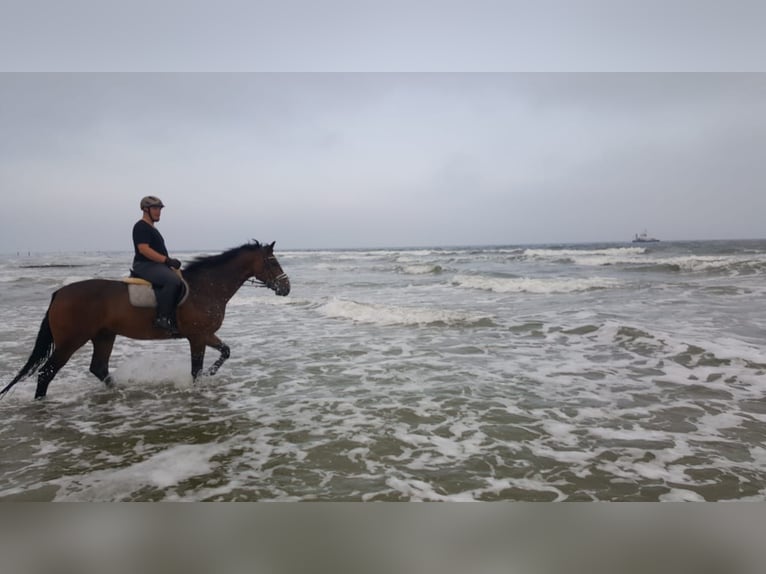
[35,346,78,399]
[90,331,117,387]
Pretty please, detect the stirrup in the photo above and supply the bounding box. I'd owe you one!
[154,316,179,334]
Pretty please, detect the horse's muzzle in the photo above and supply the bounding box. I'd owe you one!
[270,274,290,296]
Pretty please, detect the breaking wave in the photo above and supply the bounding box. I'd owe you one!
[452,274,621,294]
[317,298,494,326]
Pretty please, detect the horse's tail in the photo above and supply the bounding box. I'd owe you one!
[0,293,56,397]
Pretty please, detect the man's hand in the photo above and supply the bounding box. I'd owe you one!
[165,257,182,269]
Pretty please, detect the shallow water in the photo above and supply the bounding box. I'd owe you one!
[1,240,765,500]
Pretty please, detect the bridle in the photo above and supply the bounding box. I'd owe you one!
[248,253,288,291]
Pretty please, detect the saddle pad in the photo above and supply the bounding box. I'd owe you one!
[123,277,152,286]
[127,283,158,307]
[122,277,190,308]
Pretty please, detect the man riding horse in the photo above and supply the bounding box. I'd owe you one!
[1,236,290,399]
[132,196,184,334]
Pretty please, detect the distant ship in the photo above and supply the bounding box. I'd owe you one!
[632,230,660,243]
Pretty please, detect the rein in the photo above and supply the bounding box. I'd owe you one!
[248,273,288,289]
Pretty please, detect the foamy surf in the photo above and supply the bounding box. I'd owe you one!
[396,264,444,275]
[2,239,766,501]
[452,274,621,294]
[524,247,647,265]
[317,298,493,326]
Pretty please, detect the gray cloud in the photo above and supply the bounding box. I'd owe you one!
[1,73,764,252]
[2,1,766,72]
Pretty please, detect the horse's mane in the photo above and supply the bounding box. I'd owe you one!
[184,241,263,275]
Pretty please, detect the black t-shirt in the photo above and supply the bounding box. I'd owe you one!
[132,220,169,264]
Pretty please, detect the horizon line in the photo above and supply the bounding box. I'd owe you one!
[3,236,766,256]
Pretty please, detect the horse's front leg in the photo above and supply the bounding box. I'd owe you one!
[188,335,230,379]
[205,334,230,376]
[189,338,206,379]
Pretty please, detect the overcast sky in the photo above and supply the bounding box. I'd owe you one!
[2,1,765,252]
[2,73,765,252]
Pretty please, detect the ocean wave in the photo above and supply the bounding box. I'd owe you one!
[643,255,766,275]
[622,263,683,273]
[523,247,766,275]
[524,247,647,265]
[396,264,444,275]
[452,274,621,294]
[2,243,765,501]
[317,298,494,326]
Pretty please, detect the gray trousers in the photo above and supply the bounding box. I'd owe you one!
[132,261,183,317]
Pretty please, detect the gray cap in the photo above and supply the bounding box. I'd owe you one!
[140,196,165,209]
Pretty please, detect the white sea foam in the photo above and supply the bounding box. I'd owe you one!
[55,443,227,501]
[521,248,766,275]
[397,264,443,275]
[3,242,766,502]
[0,275,24,283]
[659,488,707,501]
[112,351,194,388]
[588,427,671,442]
[525,247,646,264]
[653,254,766,274]
[452,274,621,294]
[317,298,491,326]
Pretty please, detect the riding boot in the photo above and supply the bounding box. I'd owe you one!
[154,290,180,335]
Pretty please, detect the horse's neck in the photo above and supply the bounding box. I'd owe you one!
[186,255,255,302]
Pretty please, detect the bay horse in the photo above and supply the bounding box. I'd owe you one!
[1,241,290,399]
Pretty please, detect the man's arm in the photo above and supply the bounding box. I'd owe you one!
[137,243,169,263]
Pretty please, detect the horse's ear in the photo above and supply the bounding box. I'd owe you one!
[268,241,275,251]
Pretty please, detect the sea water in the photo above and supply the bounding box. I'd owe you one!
[0,240,764,501]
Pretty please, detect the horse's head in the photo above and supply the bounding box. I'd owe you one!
[256,241,290,296]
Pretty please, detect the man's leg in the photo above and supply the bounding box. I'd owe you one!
[133,262,182,332]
